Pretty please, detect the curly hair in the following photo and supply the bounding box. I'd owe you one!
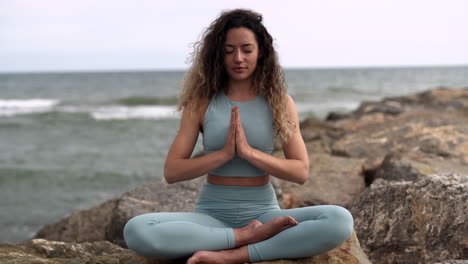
[177,8,293,144]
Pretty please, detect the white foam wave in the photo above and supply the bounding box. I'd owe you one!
[0,99,180,120]
[90,105,179,120]
[296,101,360,113]
[0,99,60,116]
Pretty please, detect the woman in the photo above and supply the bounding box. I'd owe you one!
[123,9,354,264]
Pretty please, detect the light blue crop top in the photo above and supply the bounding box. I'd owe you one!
[203,89,275,177]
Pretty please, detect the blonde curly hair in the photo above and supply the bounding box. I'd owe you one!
[177,9,294,144]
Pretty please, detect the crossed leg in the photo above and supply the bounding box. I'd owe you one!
[123,212,299,260]
[187,205,354,264]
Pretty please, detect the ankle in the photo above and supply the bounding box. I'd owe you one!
[234,228,249,247]
[229,246,250,264]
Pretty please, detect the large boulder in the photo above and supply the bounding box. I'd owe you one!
[35,198,118,243]
[274,153,366,209]
[350,173,468,264]
[369,151,468,183]
[327,88,468,170]
[330,109,468,163]
[252,230,370,264]
[106,177,206,246]
[0,239,143,264]
[35,178,205,247]
[1,231,370,264]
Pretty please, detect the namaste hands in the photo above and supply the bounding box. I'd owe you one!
[223,106,253,160]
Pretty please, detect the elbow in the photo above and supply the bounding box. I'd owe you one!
[165,176,175,184]
[296,173,308,185]
[163,165,177,184]
[297,162,310,185]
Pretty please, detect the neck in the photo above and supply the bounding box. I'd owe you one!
[226,79,255,97]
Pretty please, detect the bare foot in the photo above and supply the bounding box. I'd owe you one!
[234,216,298,247]
[187,246,249,264]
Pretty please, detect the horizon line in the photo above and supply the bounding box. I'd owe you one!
[1,63,467,75]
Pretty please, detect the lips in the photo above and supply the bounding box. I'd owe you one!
[232,67,247,73]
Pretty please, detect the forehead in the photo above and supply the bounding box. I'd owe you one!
[224,27,257,45]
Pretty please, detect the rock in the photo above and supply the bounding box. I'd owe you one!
[251,230,370,264]
[330,109,468,162]
[299,116,346,155]
[139,230,371,264]
[0,239,143,264]
[35,178,205,247]
[435,261,468,264]
[1,231,370,264]
[350,173,468,264]
[326,88,468,167]
[106,177,205,247]
[367,151,468,183]
[331,87,468,122]
[274,153,366,208]
[392,87,468,111]
[35,198,118,243]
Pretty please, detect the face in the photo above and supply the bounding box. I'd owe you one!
[223,27,259,83]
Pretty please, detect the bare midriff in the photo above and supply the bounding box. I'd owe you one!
[207,174,270,186]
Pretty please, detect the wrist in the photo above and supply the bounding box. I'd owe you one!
[240,146,255,160]
[219,148,234,162]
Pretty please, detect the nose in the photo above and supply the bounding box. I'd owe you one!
[234,50,243,63]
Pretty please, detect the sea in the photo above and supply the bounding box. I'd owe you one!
[1,66,467,244]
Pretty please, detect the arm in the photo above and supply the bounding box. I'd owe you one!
[164,103,236,184]
[235,95,310,184]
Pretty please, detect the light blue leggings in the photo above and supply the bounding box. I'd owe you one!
[123,183,354,262]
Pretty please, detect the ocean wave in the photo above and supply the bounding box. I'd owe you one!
[90,105,179,120]
[0,99,60,116]
[0,98,179,120]
[0,97,357,120]
[116,96,178,106]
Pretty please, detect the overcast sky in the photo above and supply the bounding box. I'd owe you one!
[1,0,467,72]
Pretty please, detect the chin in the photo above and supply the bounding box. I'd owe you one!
[228,72,254,82]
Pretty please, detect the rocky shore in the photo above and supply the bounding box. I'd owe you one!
[1,87,467,264]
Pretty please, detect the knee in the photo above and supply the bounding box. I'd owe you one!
[123,215,168,259]
[123,215,152,256]
[326,205,354,241]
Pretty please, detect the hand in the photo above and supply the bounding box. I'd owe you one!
[221,106,236,161]
[234,106,253,159]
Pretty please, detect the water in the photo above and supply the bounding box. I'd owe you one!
[1,66,467,244]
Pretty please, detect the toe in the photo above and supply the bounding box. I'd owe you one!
[248,220,262,228]
[286,216,299,225]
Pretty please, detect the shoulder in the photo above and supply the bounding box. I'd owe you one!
[180,97,210,126]
[285,94,297,113]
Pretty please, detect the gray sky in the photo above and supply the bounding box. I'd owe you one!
[1,0,467,72]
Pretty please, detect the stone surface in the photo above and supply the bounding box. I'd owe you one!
[435,261,468,264]
[350,173,468,264]
[138,230,370,264]
[274,153,366,208]
[252,231,369,264]
[35,198,118,243]
[0,232,370,264]
[35,178,205,247]
[0,239,144,264]
[330,109,468,162]
[106,177,206,246]
[369,151,468,183]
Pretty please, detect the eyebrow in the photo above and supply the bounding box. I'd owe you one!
[224,44,254,48]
